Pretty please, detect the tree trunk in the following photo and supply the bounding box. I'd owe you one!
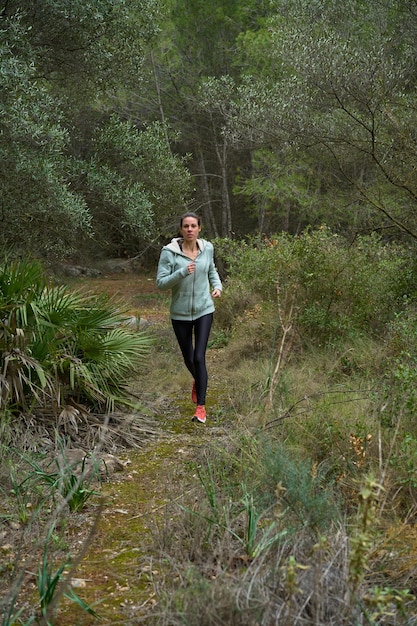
[150,49,172,155]
[211,113,232,236]
[196,141,219,238]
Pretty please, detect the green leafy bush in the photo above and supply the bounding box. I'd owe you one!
[251,437,341,531]
[215,228,415,346]
[377,306,417,432]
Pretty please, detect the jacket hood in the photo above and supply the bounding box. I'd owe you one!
[164,237,207,254]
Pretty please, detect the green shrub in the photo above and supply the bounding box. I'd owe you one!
[389,432,417,490]
[292,229,412,341]
[215,228,415,346]
[251,437,341,532]
[379,306,417,429]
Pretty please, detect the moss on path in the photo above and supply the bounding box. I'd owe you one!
[54,271,229,625]
[55,408,228,624]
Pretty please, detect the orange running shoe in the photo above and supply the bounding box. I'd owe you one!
[192,405,206,424]
[192,380,197,404]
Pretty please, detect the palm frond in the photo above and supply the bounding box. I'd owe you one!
[1,349,53,409]
[0,256,154,416]
[0,257,46,329]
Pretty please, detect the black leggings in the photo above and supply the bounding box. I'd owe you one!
[171,313,213,406]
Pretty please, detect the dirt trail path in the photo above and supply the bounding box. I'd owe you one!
[57,436,192,624]
[58,425,228,625]
[55,272,229,625]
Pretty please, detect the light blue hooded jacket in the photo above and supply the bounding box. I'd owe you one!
[156,238,222,321]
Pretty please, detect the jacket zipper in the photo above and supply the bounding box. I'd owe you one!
[180,242,198,320]
[191,262,196,320]
[178,245,192,319]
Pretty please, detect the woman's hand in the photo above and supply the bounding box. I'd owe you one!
[212,289,221,298]
[187,262,196,274]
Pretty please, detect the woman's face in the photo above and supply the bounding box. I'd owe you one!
[180,216,201,242]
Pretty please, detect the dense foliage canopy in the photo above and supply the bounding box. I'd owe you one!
[2,0,417,258]
[0,0,190,260]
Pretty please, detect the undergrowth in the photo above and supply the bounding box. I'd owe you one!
[140,231,417,625]
[2,231,417,624]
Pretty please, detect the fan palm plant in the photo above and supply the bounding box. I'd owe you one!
[0,256,153,417]
[0,256,52,410]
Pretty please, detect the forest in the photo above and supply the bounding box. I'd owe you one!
[2,0,417,259]
[3,1,417,624]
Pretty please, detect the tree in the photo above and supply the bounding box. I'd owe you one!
[0,0,191,260]
[0,17,91,257]
[141,0,276,238]
[1,0,160,96]
[74,115,191,257]
[229,0,417,239]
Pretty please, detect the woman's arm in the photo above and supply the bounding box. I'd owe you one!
[207,244,222,293]
[156,249,189,290]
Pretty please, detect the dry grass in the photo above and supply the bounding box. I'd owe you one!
[2,271,417,625]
